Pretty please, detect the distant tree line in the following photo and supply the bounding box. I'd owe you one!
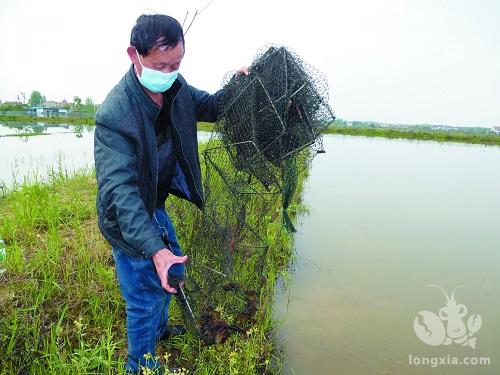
[0,90,98,115]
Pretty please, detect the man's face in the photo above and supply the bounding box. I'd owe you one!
[132,41,184,76]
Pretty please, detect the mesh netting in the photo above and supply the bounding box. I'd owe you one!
[174,45,335,344]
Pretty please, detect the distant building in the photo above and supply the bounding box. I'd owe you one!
[26,100,69,117]
[492,126,500,134]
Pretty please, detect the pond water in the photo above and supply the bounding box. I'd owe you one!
[0,122,212,190]
[274,135,500,374]
[2,123,499,373]
[0,122,95,189]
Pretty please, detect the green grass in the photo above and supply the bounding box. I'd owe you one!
[0,115,213,131]
[2,114,499,147]
[0,156,306,374]
[203,122,500,146]
[0,132,51,138]
[326,125,500,146]
[196,122,214,132]
[0,115,94,125]
[0,117,213,132]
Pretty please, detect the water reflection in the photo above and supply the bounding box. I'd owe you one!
[0,122,95,189]
[0,121,94,138]
[0,122,212,189]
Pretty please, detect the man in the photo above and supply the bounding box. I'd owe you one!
[94,14,247,373]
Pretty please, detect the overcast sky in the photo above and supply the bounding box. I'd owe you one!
[1,0,499,127]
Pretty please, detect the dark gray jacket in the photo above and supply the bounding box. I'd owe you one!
[94,65,221,258]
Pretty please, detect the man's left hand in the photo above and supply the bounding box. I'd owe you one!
[152,248,188,294]
[236,66,249,76]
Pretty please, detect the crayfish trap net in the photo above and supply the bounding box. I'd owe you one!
[173,45,335,344]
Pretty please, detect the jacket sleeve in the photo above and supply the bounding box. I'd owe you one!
[188,85,223,123]
[94,122,165,258]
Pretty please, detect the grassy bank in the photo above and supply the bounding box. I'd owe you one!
[0,117,213,130]
[196,122,214,132]
[200,123,500,146]
[0,162,305,374]
[326,125,500,146]
[0,115,94,125]
[4,116,498,147]
[0,115,213,131]
[1,132,51,138]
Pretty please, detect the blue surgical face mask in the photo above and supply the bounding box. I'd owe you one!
[135,51,179,93]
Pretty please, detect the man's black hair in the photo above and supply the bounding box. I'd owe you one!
[130,14,185,56]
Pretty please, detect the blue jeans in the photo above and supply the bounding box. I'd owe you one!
[112,206,184,373]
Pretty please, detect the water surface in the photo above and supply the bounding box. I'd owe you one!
[0,122,95,189]
[0,122,212,189]
[274,135,500,375]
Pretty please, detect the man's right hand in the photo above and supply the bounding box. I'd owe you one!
[152,248,188,293]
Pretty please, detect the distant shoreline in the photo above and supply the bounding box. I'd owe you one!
[1,115,499,146]
[0,114,94,125]
[325,125,500,146]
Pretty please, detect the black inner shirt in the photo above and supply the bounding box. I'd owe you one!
[155,92,177,207]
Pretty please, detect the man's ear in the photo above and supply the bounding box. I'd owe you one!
[127,46,142,76]
[127,46,138,63]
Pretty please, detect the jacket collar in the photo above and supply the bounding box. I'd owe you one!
[125,64,183,115]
